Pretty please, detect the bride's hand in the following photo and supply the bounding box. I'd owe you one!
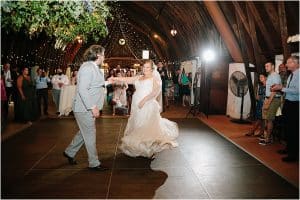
[107,77,115,84]
[138,100,145,109]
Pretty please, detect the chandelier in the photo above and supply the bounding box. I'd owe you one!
[170,25,177,37]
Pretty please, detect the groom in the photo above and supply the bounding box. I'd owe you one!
[63,45,108,171]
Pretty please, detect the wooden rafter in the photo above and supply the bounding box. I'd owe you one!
[278,2,290,61]
[247,2,275,51]
[235,9,256,118]
[246,3,264,70]
[263,2,280,35]
[118,8,167,60]
[232,2,251,35]
[203,1,243,62]
[132,24,166,61]
[132,2,181,58]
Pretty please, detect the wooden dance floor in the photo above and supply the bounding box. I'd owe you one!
[2,118,298,198]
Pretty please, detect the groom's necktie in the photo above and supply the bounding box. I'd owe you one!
[287,73,294,88]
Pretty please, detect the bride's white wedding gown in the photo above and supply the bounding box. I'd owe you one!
[119,77,179,158]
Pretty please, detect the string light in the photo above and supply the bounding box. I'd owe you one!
[170,25,177,37]
[3,4,185,69]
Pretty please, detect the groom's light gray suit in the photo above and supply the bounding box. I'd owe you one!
[65,61,105,167]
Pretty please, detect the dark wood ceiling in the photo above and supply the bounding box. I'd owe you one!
[95,1,299,68]
[1,1,299,70]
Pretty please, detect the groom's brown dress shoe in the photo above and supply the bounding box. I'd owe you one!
[89,165,109,171]
[63,152,77,165]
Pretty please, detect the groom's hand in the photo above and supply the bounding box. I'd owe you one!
[91,106,100,118]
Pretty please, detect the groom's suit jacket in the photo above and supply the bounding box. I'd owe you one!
[73,61,105,112]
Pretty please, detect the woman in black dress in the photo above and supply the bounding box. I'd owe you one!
[15,67,38,123]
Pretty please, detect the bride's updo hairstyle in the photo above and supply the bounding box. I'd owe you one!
[83,45,105,61]
[143,59,155,70]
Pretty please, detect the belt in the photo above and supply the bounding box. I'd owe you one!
[265,96,281,99]
[285,99,299,103]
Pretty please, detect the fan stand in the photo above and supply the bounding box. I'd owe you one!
[186,103,201,118]
[231,85,251,124]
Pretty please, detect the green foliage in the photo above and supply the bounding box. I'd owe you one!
[1,0,112,43]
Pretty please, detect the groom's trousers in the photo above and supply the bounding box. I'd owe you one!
[65,112,101,167]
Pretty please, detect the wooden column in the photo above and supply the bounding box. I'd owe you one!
[203,1,243,62]
[278,1,290,61]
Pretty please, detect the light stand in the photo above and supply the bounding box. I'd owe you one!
[185,49,215,118]
[186,60,202,118]
[205,63,211,118]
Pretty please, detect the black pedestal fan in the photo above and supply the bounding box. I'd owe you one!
[229,71,251,124]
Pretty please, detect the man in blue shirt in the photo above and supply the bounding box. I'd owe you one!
[35,68,50,116]
[272,55,299,162]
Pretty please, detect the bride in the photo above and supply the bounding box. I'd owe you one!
[108,60,178,158]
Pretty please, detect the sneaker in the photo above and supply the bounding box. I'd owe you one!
[258,135,265,140]
[259,140,272,145]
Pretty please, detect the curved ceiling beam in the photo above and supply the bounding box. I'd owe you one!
[125,21,166,61]
[118,4,169,60]
[165,2,199,54]
[204,1,243,62]
[132,2,181,59]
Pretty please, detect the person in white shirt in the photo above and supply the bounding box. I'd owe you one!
[112,71,128,115]
[51,68,69,114]
[3,63,13,103]
[259,62,282,145]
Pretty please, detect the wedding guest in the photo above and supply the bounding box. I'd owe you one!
[35,68,51,116]
[271,56,299,162]
[51,68,69,114]
[259,62,281,145]
[245,73,266,137]
[15,67,38,124]
[71,70,78,85]
[1,70,8,131]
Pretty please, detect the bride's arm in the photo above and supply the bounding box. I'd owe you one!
[138,78,161,109]
[108,75,139,84]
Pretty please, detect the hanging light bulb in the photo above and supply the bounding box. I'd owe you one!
[170,25,177,37]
